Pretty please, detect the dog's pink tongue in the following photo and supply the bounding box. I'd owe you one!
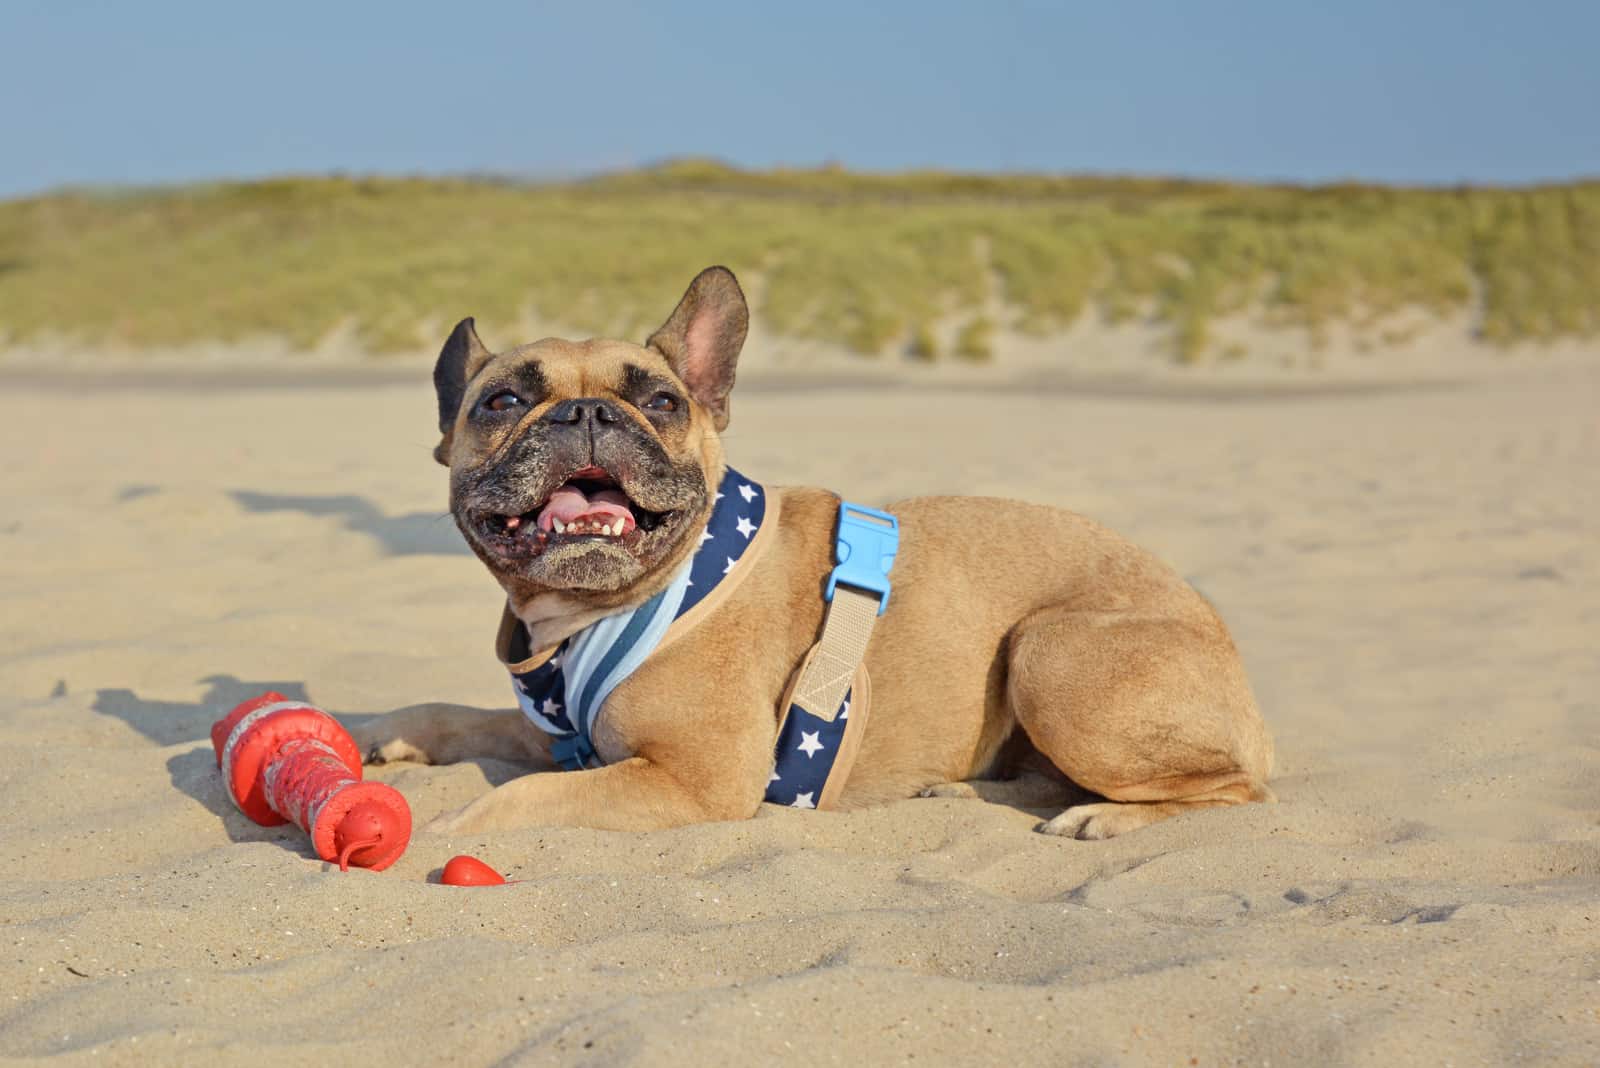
[537,483,635,532]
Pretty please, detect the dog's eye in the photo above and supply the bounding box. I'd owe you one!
[644,392,678,413]
[482,391,524,413]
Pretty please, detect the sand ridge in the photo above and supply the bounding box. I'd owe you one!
[0,361,1596,1064]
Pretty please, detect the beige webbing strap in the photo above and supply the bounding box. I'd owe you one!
[791,585,882,721]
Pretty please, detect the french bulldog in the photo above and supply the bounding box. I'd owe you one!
[353,266,1274,839]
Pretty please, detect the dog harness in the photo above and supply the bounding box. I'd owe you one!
[497,466,899,810]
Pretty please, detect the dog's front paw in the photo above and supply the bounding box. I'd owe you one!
[368,739,434,766]
[347,720,434,767]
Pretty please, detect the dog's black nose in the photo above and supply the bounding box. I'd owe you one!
[545,398,623,427]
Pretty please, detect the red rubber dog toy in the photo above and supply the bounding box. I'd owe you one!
[211,692,411,871]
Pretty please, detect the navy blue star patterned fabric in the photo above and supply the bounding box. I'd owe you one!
[679,467,768,613]
[766,690,853,809]
[503,465,857,805]
[504,464,861,805]
[508,465,769,742]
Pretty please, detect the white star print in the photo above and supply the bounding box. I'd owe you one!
[769,769,781,783]
[738,483,757,502]
[715,491,725,502]
[734,515,756,539]
[839,699,850,720]
[548,653,562,669]
[539,697,563,721]
[698,527,715,545]
[797,731,824,758]
[723,556,738,574]
[791,792,815,809]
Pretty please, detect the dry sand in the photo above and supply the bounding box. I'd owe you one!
[0,355,1596,1065]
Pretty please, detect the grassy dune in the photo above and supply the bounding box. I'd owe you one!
[1,161,1596,362]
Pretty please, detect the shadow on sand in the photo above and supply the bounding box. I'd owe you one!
[229,490,470,556]
[93,676,522,853]
[94,673,313,748]
[94,675,388,850]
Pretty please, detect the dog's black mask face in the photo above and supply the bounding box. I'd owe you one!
[431,268,749,611]
[448,344,713,598]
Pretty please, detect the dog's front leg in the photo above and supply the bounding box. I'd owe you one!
[425,756,757,834]
[348,703,555,769]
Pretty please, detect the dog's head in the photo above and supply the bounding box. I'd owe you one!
[434,266,749,614]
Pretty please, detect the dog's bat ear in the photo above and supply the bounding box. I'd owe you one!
[646,266,748,432]
[433,317,493,464]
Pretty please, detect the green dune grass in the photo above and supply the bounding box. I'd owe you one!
[1,161,1596,362]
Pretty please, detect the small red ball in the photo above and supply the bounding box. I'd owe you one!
[440,854,508,886]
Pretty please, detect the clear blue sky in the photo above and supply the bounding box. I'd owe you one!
[3,0,1596,198]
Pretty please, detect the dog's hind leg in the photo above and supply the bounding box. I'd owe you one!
[920,767,1078,807]
[1007,604,1274,840]
[919,736,1085,808]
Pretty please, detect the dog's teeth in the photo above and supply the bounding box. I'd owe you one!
[607,521,620,536]
[553,518,565,534]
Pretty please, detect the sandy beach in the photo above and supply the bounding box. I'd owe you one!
[1,355,1596,1065]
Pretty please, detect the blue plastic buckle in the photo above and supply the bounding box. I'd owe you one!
[824,502,900,615]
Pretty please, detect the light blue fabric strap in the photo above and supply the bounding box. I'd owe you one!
[552,561,692,769]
